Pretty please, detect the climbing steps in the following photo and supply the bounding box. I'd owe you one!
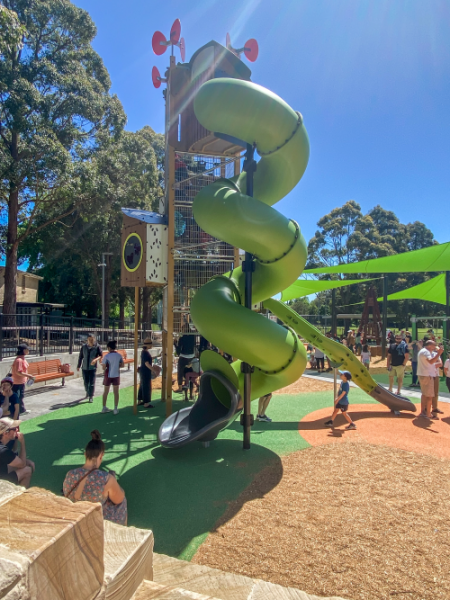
[134,553,347,600]
[0,481,153,600]
[0,481,346,600]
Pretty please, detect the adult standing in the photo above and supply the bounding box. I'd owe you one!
[11,344,34,415]
[314,347,325,373]
[175,325,196,394]
[138,338,158,408]
[432,349,443,416]
[409,339,422,388]
[417,340,444,419]
[347,330,355,353]
[355,331,362,356]
[77,334,102,402]
[387,334,410,395]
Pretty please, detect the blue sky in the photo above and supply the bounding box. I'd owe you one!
[73,1,449,246]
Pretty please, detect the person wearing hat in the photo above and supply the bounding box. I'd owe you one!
[324,370,357,430]
[0,377,20,420]
[0,417,35,487]
[138,338,159,408]
[11,343,34,415]
[77,334,103,402]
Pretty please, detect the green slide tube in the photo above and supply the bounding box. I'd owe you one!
[264,298,416,413]
[190,78,310,401]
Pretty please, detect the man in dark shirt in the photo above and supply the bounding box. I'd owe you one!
[0,417,34,487]
[77,334,102,402]
[387,334,410,395]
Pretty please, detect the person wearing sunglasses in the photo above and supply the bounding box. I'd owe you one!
[387,334,410,395]
[0,417,35,488]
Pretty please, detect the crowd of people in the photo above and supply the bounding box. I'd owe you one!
[0,325,448,527]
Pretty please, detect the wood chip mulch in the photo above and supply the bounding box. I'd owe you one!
[275,375,334,395]
[193,442,450,600]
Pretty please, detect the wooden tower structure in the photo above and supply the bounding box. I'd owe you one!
[152,27,257,416]
[357,286,383,343]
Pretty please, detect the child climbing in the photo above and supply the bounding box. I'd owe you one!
[324,371,357,430]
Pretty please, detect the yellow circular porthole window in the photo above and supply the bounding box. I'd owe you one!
[123,233,143,272]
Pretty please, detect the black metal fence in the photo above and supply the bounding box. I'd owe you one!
[0,314,158,361]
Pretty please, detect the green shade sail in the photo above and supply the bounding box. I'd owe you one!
[349,274,446,306]
[281,277,374,302]
[305,242,450,274]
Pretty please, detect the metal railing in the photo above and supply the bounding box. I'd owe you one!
[0,314,160,361]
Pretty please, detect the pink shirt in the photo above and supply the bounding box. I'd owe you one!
[12,357,29,385]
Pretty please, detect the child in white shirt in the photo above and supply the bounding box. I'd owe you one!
[360,344,371,370]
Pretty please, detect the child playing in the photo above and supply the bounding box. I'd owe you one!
[324,370,357,430]
[361,344,371,370]
[445,354,450,393]
[101,340,124,415]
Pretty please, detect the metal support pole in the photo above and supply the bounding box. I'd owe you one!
[444,272,450,351]
[331,289,337,336]
[382,276,388,359]
[133,287,140,416]
[69,316,74,354]
[39,312,44,356]
[0,313,3,362]
[333,368,338,403]
[240,143,256,450]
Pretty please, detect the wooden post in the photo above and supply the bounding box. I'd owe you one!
[133,286,140,415]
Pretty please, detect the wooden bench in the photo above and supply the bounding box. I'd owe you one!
[28,359,74,387]
[101,349,134,370]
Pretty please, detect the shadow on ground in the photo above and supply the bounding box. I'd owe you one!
[21,397,283,558]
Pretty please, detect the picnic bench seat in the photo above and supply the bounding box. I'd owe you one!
[28,359,74,386]
[101,349,134,370]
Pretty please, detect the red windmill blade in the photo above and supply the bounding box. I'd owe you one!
[179,37,186,62]
[152,66,167,88]
[152,31,167,55]
[225,33,258,62]
[152,66,161,88]
[170,19,181,44]
[244,38,258,62]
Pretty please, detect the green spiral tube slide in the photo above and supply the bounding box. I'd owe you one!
[190,78,310,402]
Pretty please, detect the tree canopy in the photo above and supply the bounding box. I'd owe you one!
[298,201,441,323]
[0,0,124,315]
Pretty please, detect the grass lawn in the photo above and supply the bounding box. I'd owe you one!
[20,386,376,559]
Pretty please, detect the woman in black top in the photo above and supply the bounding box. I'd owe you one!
[138,338,156,408]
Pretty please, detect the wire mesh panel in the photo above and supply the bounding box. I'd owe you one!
[173,152,239,334]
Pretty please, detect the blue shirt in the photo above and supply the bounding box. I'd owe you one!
[338,381,350,405]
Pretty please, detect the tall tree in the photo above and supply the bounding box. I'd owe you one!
[303,201,436,322]
[22,126,164,319]
[0,0,124,315]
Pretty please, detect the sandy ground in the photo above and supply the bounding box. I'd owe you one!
[194,441,450,600]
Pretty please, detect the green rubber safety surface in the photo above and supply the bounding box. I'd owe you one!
[20,386,376,560]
